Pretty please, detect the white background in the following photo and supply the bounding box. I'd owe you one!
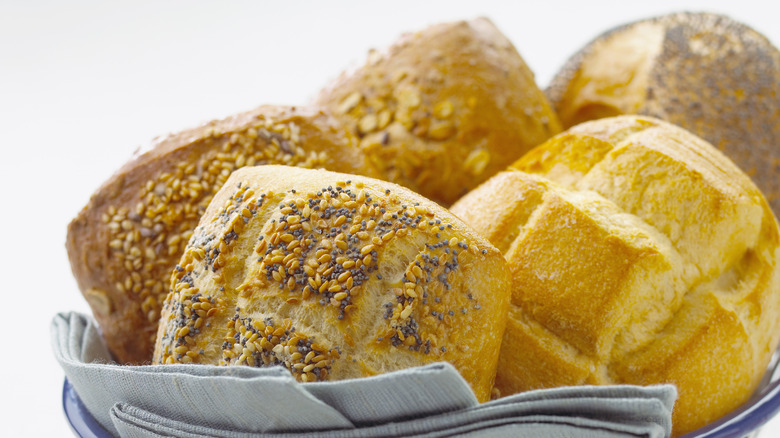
[2,1,779,436]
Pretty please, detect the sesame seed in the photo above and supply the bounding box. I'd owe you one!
[333,292,348,301]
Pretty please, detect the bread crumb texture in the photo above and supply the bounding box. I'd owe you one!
[153,166,510,402]
[451,115,780,435]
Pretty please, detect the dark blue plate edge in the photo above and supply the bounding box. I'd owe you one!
[63,378,113,438]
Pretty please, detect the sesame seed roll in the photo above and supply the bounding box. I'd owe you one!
[153,165,510,402]
[67,106,380,364]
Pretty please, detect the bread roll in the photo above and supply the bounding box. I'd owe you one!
[153,165,510,402]
[67,105,380,364]
[451,115,780,435]
[545,12,780,216]
[315,17,561,206]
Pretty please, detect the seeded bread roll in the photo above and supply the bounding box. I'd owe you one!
[545,12,780,216]
[67,105,380,364]
[152,165,510,401]
[451,116,780,435]
[315,17,561,206]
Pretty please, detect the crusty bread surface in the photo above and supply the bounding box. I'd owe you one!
[451,115,780,436]
[316,17,561,206]
[546,12,780,216]
[67,105,380,364]
[153,165,511,402]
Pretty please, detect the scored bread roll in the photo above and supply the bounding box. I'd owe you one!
[545,12,780,216]
[67,105,380,364]
[153,165,510,401]
[315,17,561,206]
[450,115,780,435]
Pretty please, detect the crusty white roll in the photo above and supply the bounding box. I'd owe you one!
[451,115,780,435]
[153,165,510,402]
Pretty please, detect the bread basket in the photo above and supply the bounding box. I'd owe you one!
[62,344,780,438]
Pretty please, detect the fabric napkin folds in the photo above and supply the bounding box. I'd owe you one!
[52,312,676,437]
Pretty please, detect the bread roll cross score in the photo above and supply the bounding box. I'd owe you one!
[452,115,780,435]
[153,165,511,402]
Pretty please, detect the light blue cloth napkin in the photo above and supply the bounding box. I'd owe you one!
[52,312,676,438]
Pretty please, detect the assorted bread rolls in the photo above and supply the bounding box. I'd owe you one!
[65,13,780,435]
[546,12,780,216]
[67,105,379,364]
[152,166,510,401]
[451,115,780,436]
[316,17,561,206]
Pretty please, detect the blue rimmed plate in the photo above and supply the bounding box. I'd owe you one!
[63,379,112,438]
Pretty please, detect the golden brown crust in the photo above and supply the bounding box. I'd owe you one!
[546,11,780,217]
[451,115,780,435]
[152,165,510,401]
[315,17,561,206]
[66,105,380,364]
